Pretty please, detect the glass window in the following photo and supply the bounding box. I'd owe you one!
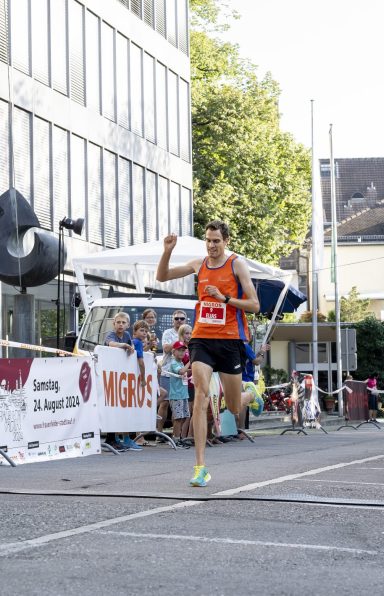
[179,78,190,162]
[10,0,30,74]
[318,342,328,364]
[177,0,188,54]
[155,0,166,37]
[88,143,102,244]
[86,11,101,113]
[131,0,142,18]
[0,0,9,64]
[101,21,115,121]
[52,126,69,227]
[144,53,155,143]
[132,163,144,244]
[13,107,31,203]
[50,0,68,95]
[169,181,180,234]
[70,135,86,233]
[118,157,132,247]
[295,343,310,364]
[103,150,117,248]
[0,100,9,194]
[166,0,177,47]
[69,0,85,105]
[32,0,49,85]
[168,70,179,155]
[180,187,191,235]
[33,117,52,229]
[116,33,129,129]
[158,176,168,237]
[143,0,154,27]
[145,170,157,241]
[130,43,143,136]
[156,62,167,150]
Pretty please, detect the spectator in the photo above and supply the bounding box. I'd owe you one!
[132,320,150,446]
[142,308,157,331]
[169,340,191,448]
[103,312,142,452]
[160,309,188,395]
[366,372,379,423]
[178,324,194,441]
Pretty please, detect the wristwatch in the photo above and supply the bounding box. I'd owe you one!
[223,295,231,304]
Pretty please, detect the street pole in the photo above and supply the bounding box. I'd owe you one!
[311,101,319,394]
[329,124,343,415]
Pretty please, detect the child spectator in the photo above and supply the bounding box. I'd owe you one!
[132,320,150,446]
[169,340,191,448]
[178,324,194,442]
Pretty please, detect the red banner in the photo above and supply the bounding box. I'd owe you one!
[344,380,368,421]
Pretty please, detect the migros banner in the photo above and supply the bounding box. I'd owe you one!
[94,346,158,432]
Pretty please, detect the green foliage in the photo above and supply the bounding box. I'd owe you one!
[281,313,298,323]
[262,364,288,386]
[190,1,312,265]
[327,286,372,323]
[353,316,384,385]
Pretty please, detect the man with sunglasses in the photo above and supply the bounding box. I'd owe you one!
[160,310,188,396]
[157,220,260,487]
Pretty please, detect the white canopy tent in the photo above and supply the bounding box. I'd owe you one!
[72,235,292,341]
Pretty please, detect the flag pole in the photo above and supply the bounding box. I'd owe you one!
[329,124,343,415]
[311,100,319,394]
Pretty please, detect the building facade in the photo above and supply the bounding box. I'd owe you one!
[0,0,193,344]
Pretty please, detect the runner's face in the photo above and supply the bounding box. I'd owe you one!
[205,229,228,259]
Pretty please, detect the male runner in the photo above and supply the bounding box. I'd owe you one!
[156,220,260,486]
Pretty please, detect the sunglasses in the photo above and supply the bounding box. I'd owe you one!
[174,317,186,321]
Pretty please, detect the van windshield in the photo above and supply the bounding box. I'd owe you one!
[78,305,196,352]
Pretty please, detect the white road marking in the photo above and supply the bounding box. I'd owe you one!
[214,454,384,496]
[1,453,384,557]
[304,479,384,487]
[98,530,378,556]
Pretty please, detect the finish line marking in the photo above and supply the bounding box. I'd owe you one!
[1,453,383,557]
[97,530,378,556]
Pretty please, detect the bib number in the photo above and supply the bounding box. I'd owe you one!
[198,301,226,325]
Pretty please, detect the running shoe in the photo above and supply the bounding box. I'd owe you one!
[244,381,264,417]
[122,437,143,451]
[189,465,211,487]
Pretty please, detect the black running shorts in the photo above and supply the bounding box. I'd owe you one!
[188,338,246,375]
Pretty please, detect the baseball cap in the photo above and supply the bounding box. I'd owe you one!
[173,340,187,350]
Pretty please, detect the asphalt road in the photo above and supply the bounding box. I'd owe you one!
[1,425,384,595]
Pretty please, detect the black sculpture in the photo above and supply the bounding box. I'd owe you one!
[0,188,63,287]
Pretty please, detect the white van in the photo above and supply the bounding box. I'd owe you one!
[73,294,197,354]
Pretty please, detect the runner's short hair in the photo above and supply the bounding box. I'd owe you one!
[205,220,230,240]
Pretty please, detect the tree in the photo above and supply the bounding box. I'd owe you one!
[327,286,371,322]
[353,317,384,385]
[190,1,312,264]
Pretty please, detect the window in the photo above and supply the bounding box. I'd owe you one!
[166,0,177,47]
[180,187,191,235]
[155,0,166,37]
[52,126,69,227]
[169,181,180,234]
[86,11,101,113]
[132,163,144,243]
[130,43,143,137]
[118,157,132,246]
[179,78,190,162]
[116,33,129,129]
[101,22,115,121]
[295,343,310,364]
[0,100,9,194]
[69,1,85,105]
[32,0,49,85]
[10,0,30,74]
[0,0,9,64]
[144,53,156,143]
[168,70,179,155]
[103,150,117,248]
[156,62,167,150]
[143,0,154,27]
[158,176,168,237]
[13,107,31,203]
[70,135,86,235]
[318,342,328,364]
[131,0,142,18]
[33,117,52,229]
[51,0,68,95]
[177,0,188,54]
[145,170,157,241]
[320,163,330,177]
[88,143,102,244]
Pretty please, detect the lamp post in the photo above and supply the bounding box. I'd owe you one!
[56,217,84,350]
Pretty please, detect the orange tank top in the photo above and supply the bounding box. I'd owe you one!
[192,254,249,340]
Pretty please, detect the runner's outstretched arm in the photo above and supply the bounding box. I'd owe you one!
[156,234,201,281]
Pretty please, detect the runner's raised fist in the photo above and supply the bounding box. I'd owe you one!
[163,234,177,251]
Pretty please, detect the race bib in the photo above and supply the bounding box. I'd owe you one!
[198,301,226,325]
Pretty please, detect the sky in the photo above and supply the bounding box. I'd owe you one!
[222,0,384,159]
